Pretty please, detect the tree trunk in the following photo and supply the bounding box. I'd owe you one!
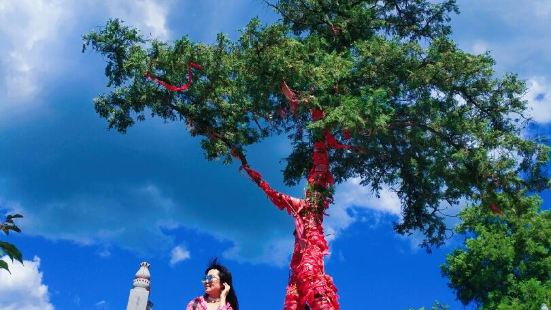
[285,212,339,310]
[283,108,340,310]
[240,107,340,310]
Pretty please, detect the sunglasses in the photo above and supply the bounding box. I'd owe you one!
[201,275,220,283]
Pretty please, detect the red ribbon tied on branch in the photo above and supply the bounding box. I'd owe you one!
[144,62,203,92]
[325,130,351,150]
[281,81,299,114]
[282,82,352,151]
[488,203,503,215]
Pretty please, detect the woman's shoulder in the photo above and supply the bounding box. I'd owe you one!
[186,296,205,310]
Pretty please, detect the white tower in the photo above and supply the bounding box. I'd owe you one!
[126,262,153,310]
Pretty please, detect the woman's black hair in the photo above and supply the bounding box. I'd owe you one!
[205,258,239,310]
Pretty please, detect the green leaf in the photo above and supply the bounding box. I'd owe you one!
[7,214,23,220]
[0,241,23,263]
[0,259,10,274]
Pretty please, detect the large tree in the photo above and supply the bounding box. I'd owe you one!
[83,1,549,308]
[442,193,550,309]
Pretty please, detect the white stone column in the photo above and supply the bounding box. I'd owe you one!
[126,262,153,310]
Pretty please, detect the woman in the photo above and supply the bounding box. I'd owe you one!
[186,259,239,310]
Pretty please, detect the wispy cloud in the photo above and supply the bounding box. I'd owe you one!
[324,178,401,243]
[325,178,466,252]
[0,0,70,101]
[454,0,551,78]
[534,0,551,17]
[525,77,551,123]
[106,0,172,40]
[336,178,401,216]
[94,300,109,309]
[0,0,174,122]
[170,245,191,266]
[13,184,177,254]
[470,40,490,55]
[0,256,54,310]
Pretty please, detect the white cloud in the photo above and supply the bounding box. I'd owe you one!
[452,0,551,94]
[525,77,551,123]
[336,178,401,215]
[325,178,465,252]
[169,245,191,266]
[94,300,109,309]
[471,40,490,55]
[324,178,401,241]
[0,0,172,108]
[0,256,54,310]
[106,0,171,40]
[0,0,69,101]
[3,178,293,266]
[324,200,355,243]
[472,0,551,24]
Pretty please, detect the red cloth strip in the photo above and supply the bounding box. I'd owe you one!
[294,215,338,309]
[281,81,299,114]
[343,129,351,140]
[325,131,351,150]
[489,204,503,215]
[144,61,203,92]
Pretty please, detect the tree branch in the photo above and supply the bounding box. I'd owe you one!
[168,99,306,212]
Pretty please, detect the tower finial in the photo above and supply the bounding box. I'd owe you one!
[132,261,151,290]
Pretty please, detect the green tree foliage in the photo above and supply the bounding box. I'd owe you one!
[442,193,551,309]
[83,0,548,249]
[0,213,23,273]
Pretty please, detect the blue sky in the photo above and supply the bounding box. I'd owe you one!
[0,1,550,309]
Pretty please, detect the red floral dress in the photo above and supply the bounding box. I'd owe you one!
[186,296,233,310]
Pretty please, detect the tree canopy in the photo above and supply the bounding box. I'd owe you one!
[442,193,551,309]
[83,0,548,249]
